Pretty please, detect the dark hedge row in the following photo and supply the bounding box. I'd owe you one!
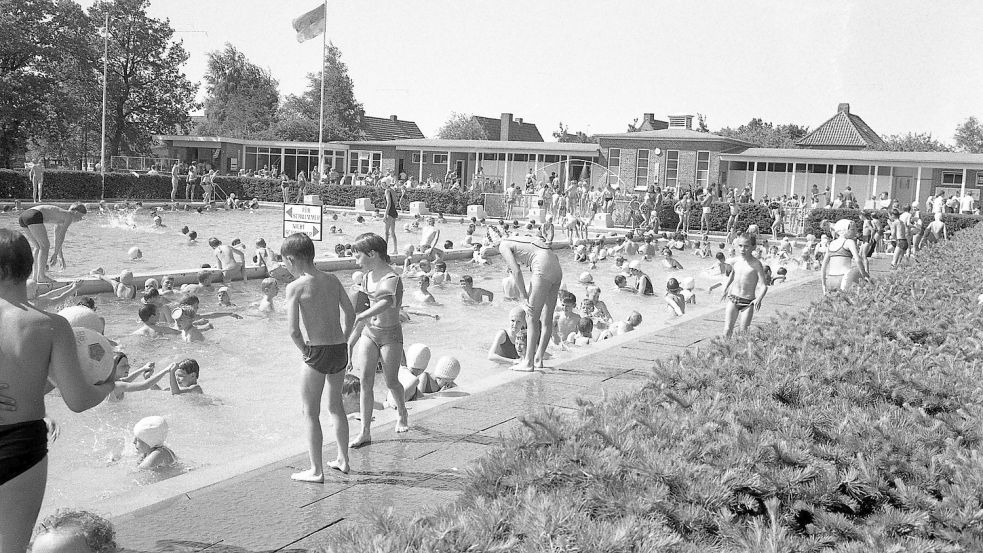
[0,170,483,215]
[329,224,983,552]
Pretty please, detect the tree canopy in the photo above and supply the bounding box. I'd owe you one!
[436,113,488,140]
[716,118,810,148]
[878,132,951,152]
[196,43,279,139]
[552,122,596,143]
[954,116,983,153]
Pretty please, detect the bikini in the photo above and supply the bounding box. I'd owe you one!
[361,272,404,348]
[0,420,47,486]
[18,208,44,227]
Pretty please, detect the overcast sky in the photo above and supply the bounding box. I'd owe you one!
[80,0,983,144]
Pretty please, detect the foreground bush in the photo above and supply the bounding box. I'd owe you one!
[330,227,983,552]
[0,170,483,215]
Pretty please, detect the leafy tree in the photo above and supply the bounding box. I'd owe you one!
[696,113,709,133]
[954,116,983,153]
[878,132,951,152]
[88,0,198,156]
[552,122,596,143]
[271,42,363,142]
[436,112,488,140]
[197,44,279,139]
[716,118,809,148]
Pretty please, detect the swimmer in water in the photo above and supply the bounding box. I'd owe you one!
[254,278,278,313]
[498,234,562,371]
[92,268,138,299]
[414,275,436,304]
[488,307,527,363]
[460,275,494,304]
[132,303,179,337]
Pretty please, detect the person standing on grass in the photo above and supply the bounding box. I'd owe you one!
[283,233,356,480]
[721,232,769,338]
[888,209,910,268]
[170,160,180,203]
[28,157,44,204]
[0,229,114,553]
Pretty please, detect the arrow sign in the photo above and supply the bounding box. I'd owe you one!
[283,203,323,241]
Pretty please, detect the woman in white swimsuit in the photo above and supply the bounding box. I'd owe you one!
[821,219,870,294]
[499,235,562,371]
[350,233,409,447]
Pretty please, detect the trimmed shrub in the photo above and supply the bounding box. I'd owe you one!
[804,208,982,237]
[0,170,484,215]
[329,226,983,552]
[613,201,774,235]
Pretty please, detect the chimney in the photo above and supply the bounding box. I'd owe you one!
[837,103,850,115]
[500,113,513,141]
[389,115,398,121]
[668,115,694,129]
[515,117,523,124]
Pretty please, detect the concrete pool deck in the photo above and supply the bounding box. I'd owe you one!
[103,257,900,553]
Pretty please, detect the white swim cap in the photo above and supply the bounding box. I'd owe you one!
[681,276,696,291]
[833,219,853,236]
[429,356,461,381]
[128,247,142,259]
[578,272,594,284]
[133,416,168,447]
[144,278,159,289]
[405,343,431,371]
[351,271,363,284]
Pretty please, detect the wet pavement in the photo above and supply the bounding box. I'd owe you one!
[112,259,891,552]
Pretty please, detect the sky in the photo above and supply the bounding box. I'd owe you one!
[79,0,983,144]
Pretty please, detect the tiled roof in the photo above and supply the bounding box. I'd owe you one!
[796,111,884,148]
[596,128,757,147]
[473,116,544,142]
[359,116,425,141]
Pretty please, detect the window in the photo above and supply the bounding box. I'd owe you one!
[730,161,748,171]
[607,148,621,168]
[942,171,963,184]
[794,163,807,173]
[808,164,829,174]
[432,153,448,164]
[665,150,679,189]
[512,154,529,162]
[696,151,710,187]
[849,165,870,175]
[636,149,650,188]
[411,153,426,163]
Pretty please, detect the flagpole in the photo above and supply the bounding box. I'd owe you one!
[100,12,109,200]
[316,0,326,187]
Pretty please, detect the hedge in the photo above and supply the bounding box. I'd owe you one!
[0,170,484,215]
[612,201,776,235]
[804,208,983,237]
[329,225,983,552]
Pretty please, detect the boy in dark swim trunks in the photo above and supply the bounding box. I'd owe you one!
[283,233,356,480]
[720,233,769,338]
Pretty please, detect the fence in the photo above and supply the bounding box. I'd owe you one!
[111,156,179,172]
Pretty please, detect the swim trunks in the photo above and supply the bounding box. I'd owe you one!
[363,324,403,348]
[18,208,44,227]
[0,420,47,486]
[303,343,349,375]
[727,294,755,312]
[895,239,909,253]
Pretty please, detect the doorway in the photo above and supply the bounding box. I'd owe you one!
[455,159,465,183]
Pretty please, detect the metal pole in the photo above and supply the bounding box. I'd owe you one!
[316,0,327,186]
[100,12,109,200]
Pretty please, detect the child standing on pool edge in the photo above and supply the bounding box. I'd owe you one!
[283,232,356,480]
[350,232,410,448]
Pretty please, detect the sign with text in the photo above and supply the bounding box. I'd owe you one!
[283,204,323,241]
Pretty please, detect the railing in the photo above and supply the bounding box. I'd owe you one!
[111,156,179,172]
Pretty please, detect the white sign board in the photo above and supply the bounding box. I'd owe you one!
[283,204,323,241]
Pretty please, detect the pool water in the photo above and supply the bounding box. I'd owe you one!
[24,209,811,516]
[0,207,481,279]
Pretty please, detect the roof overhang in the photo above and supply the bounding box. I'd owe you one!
[720,148,983,170]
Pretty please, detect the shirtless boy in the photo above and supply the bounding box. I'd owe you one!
[552,293,581,344]
[209,237,246,283]
[133,303,180,337]
[460,275,494,303]
[0,229,113,552]
[418,217,441,259]
[720,233,769,338]
[283,233,356,480]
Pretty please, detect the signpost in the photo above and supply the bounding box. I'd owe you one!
[283,203,323,241]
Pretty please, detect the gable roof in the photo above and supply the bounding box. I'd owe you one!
[472,116,544,142]
[359,115,425,141]
[796,109,884,149]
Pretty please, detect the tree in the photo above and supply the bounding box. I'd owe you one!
[954,116,983,153]
[436,112,488,140]
[552,122,596,144]
[271,42,363,142]
[717,118,809,148]
[696,113,710,133]
[878,132,951,152]
[88,0,198,157]
[196,44,279,139]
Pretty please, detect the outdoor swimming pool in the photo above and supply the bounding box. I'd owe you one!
[3,207,811,517]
